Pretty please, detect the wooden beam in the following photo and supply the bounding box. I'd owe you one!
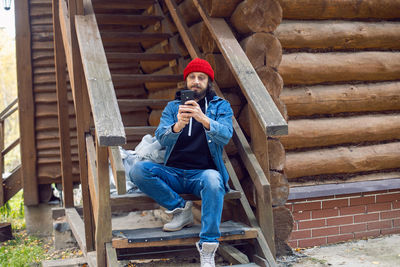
[53,0,74,208]
[105,242,120,267]
[75,14,126,146]
[218,244,250,265]
[67,0,95,252]
[15,0,39,205]
[108,147,126,195]
[193,0,287,136]
[66,207,87,254]
[112,230,258,248]
[86,134,99,225]
[3,166,22,204]
[95,139,112,267]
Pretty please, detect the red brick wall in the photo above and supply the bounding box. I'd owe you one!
[286,189,400,248]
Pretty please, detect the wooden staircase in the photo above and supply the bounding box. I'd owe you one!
[52,0,287,266]
[0,99,22,208]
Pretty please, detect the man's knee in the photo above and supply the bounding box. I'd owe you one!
[129,161,150,184]
[202,170,224,192]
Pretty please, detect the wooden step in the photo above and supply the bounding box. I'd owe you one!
[101,32,172,43]
[93,0,155,11]
[118,99,170,110]
[110,190,242,213]
[112,221,256,248]
[96,14,163,26]
[106,52,180,62]
[112,74,182,87]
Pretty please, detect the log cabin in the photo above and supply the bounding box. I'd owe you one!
[0,0,399,266]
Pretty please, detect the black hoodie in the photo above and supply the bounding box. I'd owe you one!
[166,90,217,170]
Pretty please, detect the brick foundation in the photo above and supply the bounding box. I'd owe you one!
[286,189,400,248]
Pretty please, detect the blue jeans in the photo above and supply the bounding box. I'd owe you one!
[129,161,226,244]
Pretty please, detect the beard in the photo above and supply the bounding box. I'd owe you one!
[184,84,207,100]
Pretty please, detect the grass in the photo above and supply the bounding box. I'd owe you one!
[0,191,83,266]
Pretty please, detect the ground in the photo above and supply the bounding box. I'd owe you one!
[278,234,400,267]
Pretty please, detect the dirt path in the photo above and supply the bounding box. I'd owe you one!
[279,234,400,267]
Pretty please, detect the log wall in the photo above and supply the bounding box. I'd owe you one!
[276,0,400,182]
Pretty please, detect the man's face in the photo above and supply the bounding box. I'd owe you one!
[186,72,209,100]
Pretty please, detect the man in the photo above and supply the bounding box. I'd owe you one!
[130,58,233,267]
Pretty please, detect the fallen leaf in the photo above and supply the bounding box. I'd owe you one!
[372,262,379,265]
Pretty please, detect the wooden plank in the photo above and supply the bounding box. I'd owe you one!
[0,98,18,120]
[110,190,242,212]
[96,14,162,26]
[100,32,172,43]
[105,242,120,267]
[15,0,39,205]
[123,126,157,136]
[68,0,95,253]
[86,251,97,267]
[111,74,182,83]
[193,0,287,136]
[218,244,250,265]
[106,52,180,62]
[86,134,99,225]
[65,207,87,254]
[95,139,112,267]
[108,147,126,195]
[92,0,155,10]
[3,166,22,203]
[165,0,201,58]
[75,14,126,146]
[112,230,258,248]
[118,99,169,109]
[53,0,74,208]
[249,109,276,258]
[1,139,20,157]
[0,123,3,206]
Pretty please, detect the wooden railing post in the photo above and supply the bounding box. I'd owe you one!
[66,0,95,252]
[52,0,74,208]
[95,140,112,267]
[249,109,276,257]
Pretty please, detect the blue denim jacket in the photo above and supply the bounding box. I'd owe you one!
[155,95,234,192]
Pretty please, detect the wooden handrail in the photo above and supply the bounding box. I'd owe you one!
[74,1,125,147]
[193,0,287,137]
[0,99,18,122]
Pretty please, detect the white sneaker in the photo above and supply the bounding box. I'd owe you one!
[196,242,219,267]
[163,201,194,231]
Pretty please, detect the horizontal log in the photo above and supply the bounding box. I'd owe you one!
[268,139,285,171]
[276,21,400,50]
[206,53,237,88]
[281,114,400,150]
[279,52,400,85]
[278,0,400,19]
[203,0,242,17]
[230,0,282,34]
[256,66,283,99]
[285,142,400,179]
[240,32,282,69]
[281,82,400,116]
[270,172,289,206]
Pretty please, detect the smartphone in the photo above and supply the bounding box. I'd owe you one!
[180,90,195,105]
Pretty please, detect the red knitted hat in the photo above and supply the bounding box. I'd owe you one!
[183,58,214,81]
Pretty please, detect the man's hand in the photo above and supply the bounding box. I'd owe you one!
[173,103,192,133]
[178,100,210,130]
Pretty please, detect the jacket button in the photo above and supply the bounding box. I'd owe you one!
[208,140,211,143]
